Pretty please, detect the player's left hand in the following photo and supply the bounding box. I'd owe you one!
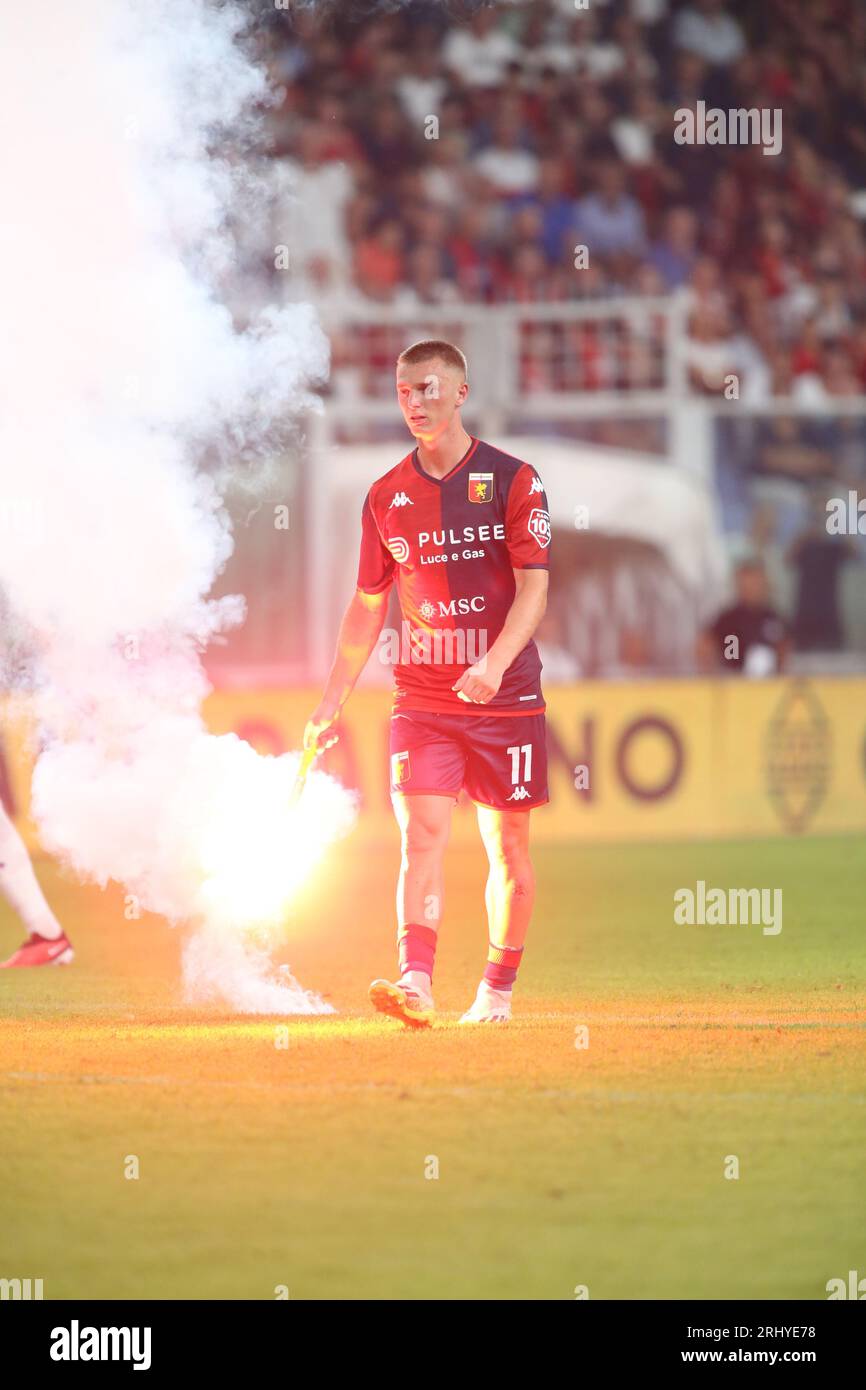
[452,659,503,705]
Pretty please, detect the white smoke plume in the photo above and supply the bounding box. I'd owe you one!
[0,0,355,1011]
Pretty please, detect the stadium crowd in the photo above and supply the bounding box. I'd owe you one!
[258,0,866,405]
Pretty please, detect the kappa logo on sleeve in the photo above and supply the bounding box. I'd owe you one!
[528,508,551,548]
[391,751,411,785]
[528,474,544,495]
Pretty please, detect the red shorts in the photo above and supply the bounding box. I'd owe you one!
[389,709,549,811]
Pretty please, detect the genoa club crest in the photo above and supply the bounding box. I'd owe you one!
[468,472,494,503]
[391,750,411,785]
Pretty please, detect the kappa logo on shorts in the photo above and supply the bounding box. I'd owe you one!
[468,472,494,504]
[506,785,531,801]
[528,508,551,548]
[391,750,411,785]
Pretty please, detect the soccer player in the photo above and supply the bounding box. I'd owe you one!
[0,800,73,966]
[303,339,550,1026]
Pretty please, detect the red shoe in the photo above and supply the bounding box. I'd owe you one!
[0,931,74,968]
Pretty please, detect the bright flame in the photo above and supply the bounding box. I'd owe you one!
[0,1,341,1014]
[182,750,357,1015]
[196,752,357,930]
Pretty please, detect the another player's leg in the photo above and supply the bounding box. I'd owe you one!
[369,791,452,1028]
[0,802,73,967]
[461,806,534,1023]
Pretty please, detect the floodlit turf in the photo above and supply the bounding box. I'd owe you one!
[1,835,864,1300]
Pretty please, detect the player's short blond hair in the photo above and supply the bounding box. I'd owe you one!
[397,339,468,381]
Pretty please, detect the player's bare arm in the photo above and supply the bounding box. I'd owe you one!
[304,585,391,751]
[453,568,548,704]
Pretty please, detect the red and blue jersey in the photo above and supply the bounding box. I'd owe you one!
[356,436,551,716]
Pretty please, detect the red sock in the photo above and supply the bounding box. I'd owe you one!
[397,923,437,979]
[484,942,523,990]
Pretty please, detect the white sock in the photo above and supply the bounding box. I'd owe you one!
[480,980,512,999]
[402,969,433,999]
[0,806,63,939]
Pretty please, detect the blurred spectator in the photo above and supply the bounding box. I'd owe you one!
[441,9,518,88]
[394,243,460,309]
[753,416,832,481]
[271,123,354,285]
[395,43,447,126]
[474,111,540,195]
[790,319,825,381]
[822,348,862,399]
[504,243,554,303]
[510,157,577,265]
[361,100,416,183]
[648,206,699,288]
[700,559,788,675]
[813,276,852,342]
[421,133,469,212]
[574,163,647,260]
[448,201,500,300]
[611,85,665,166]
[673,0,746,67]
[787,496,857,650]
[354,219,405,301]
[562,10,627,81]
[686,303,739,393]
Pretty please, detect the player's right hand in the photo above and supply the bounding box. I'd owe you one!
[303,703,341,753]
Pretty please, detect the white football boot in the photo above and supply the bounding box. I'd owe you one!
[369,971,435,1029]
[459,979,512,1024]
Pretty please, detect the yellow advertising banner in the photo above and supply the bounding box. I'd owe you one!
[2,678,864,848]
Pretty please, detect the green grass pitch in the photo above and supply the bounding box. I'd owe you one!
[1,835,864,1300]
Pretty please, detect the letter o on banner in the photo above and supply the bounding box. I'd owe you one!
[616,717,684,801]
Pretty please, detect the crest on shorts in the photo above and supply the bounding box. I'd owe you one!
[468,472,494,503]
[391,750,411,785]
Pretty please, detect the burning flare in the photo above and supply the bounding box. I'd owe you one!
[0,0,350,1011]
